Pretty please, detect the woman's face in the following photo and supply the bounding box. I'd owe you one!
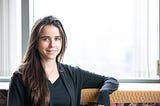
[37,25,62,61]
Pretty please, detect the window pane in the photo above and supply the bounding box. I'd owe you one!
[33,0,159,79]
[0,0,21,77]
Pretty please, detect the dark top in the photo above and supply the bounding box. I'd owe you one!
[49,76,70,106]
[7,63,119,106]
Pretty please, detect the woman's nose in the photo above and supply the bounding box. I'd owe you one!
[49,39,56,47]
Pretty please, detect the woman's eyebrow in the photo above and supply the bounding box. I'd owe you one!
[54,35,62,38]
[39,36,49,38]
[39,35,61,39]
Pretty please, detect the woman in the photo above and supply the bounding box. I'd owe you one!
[7,16,119,106]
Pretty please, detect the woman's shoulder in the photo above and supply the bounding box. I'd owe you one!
[8,70,26,95]
[10,70,23,84]
[59,63,88,77]
[12,70,22,78]
[59,63,81,72]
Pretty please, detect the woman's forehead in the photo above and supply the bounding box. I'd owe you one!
[40,25,61,36]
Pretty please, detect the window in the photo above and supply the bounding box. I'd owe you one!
[0,0,21,78]
[33,0,159,79]
[0,0,159,80]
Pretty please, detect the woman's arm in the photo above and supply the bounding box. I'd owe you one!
[77,67,119,91]
[76,67,119,106]
[64,64,119,106]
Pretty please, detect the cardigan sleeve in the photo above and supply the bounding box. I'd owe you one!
[7,71,25,106]
[60,64,119,106]
[74,66,119,106]
[97,77,119,106]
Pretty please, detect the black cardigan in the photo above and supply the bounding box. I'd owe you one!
[7,63,119,106]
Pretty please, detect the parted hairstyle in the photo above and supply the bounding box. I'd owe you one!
[19,16,67,106]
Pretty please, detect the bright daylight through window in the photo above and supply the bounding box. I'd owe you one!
[34,0,159,79]
[0,0,159,80]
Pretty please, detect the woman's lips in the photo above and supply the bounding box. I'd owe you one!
[47,49,57,53]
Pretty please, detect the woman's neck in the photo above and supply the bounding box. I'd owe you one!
[41,59,60,83]
[41,59,57,72]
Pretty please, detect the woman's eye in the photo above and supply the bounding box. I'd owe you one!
[43,38,49,41]
[54,36,62,41]
[41,37,49,41]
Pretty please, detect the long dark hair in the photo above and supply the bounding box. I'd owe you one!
[19,16,67,106]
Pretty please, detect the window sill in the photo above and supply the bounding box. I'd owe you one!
[0,82,9,90]
[0,81,160,90]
